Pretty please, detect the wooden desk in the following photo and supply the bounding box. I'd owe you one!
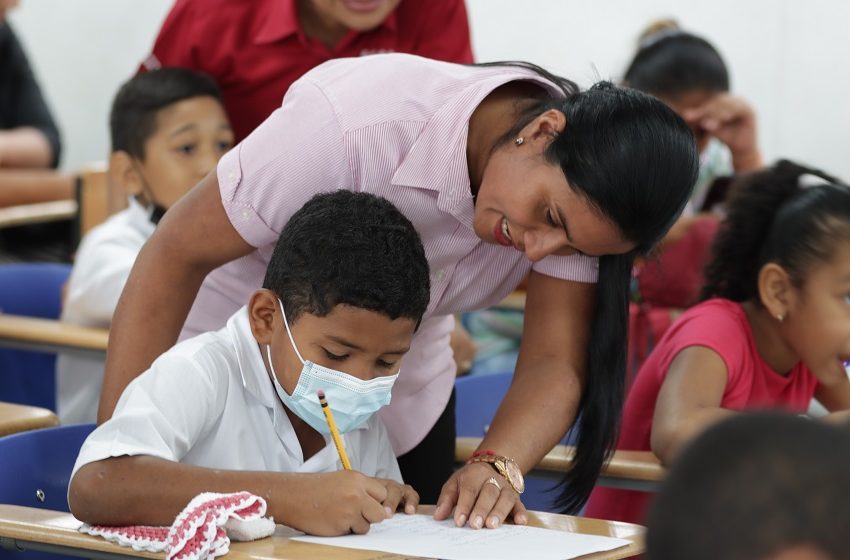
[0,170,76,209]
[456,437,665,493]
[0,200,77,230]
[0,314,108,359]
[0,402,58,437]
[0,505,643,560]
[495,290,526,311]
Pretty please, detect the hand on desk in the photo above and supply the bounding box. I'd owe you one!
[433,462,527,530]
[293,470,419,536]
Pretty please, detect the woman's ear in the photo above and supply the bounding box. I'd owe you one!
[758,263,794,321]
[109,151,146,201]
[525,109,567,145]
[248,289,278,345]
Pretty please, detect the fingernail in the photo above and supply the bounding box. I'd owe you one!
[488,516,500,528]
[456,514,467,527]
[406,504,415,514]
[516,513,527,525]
[384,506,393,517]
[472,515,483,529]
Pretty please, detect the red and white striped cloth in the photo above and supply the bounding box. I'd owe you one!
[80,492,275,560]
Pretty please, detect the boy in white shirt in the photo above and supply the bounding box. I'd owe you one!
[57,68,234,423]
[69,190,430,536]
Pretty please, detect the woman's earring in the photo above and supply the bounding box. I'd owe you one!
[776,313,785,322]
[514,137,524,146]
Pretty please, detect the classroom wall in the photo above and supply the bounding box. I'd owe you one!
[10,0,850,180]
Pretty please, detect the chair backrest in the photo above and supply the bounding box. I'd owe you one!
[0,263,72,410]
[0,424,95,560]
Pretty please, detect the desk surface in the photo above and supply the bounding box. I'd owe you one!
[0,504,643,560]
[0,314,108,356]
[0,200,77,229]
[0,402,58,437]
[456,437,665,485]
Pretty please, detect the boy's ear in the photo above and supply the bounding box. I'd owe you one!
[248,289,278,345]
[108,151,145,201]
[758,263,794,320]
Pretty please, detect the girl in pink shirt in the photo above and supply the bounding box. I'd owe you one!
[586,160,850,524]
[99,54,699,529]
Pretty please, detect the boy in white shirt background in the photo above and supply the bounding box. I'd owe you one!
[57,68,234,424]
[69,190,430,536]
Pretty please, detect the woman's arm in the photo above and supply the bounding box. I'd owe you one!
[435,271,593,527]
[650,346,732,465]
[97,172,253,422]
[0,127,54,169]
[69,456,394,536]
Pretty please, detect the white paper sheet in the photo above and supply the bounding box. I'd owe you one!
[291,514,631,560]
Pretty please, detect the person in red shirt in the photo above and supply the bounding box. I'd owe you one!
[141,0,474,142]
[585,160,850,524]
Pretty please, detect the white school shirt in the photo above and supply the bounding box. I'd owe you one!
[72,306,401,483]
[56,199,155,425]
[180,53,599,455]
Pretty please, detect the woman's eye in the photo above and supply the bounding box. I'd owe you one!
[545,209,558,227]
[323,349,348,361]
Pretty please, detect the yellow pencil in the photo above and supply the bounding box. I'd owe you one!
[317,389,352,470]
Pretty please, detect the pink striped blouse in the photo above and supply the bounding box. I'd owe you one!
[182,54,598,454]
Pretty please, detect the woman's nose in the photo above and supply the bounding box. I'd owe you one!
[523,229,569,262]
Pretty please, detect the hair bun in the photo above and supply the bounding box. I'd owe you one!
[638,18,683,49]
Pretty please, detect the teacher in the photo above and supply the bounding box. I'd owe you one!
[99,54,698,526]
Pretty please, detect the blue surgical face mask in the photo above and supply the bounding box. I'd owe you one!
[265,299,399,434]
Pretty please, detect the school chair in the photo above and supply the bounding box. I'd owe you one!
[0,423,95,560]
[0,263,72,410]
[454,372,579,513]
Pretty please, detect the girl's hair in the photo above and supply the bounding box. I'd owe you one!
[623,19,729,97]
[477,61,700,512]
[702,160,850,302]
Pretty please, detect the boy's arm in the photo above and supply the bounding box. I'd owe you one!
[650,346,734,465]
[69,456,391,535]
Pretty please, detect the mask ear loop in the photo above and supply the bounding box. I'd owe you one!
[277,298,306,365]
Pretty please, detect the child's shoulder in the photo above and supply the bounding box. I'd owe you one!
[657,298,751,358]
[76,202,154,256]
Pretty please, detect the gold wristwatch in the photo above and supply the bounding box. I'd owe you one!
[469,453,525,494]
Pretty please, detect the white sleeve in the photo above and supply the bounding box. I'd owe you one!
[71,349,228,479]
[373,419,403,483]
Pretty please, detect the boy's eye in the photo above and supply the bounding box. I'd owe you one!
[176,144,196,155]
[376,359,397,370]
[323,349,348,361]
[217,141,233,152]
[843,294,850,305]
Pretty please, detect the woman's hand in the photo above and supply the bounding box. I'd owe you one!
[450,317,478,374]
[433,462,527,529]
[682,93,762,171]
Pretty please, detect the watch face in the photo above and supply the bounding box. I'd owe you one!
[505,460,525,494]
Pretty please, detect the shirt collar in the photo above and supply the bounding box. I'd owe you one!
[255,0,301,45]
[254,0,398,46]
[228,306,277,408]
[390,69,563,226]
[126,197,157,237]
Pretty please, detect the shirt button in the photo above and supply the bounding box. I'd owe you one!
[435,269,446,281]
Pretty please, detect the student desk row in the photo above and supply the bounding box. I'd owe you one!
[0,314,108,359]
[455,438,665,493]
[0,402,57,437]
[0,504,644,560]
[0,164,124,237]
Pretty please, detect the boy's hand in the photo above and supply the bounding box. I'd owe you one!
[375,478,419,516]
[682,93,761,171]
[433,462,528,530]
[289,470,390,536]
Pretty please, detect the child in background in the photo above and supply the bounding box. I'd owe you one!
[646,412,850,560]
[585,161,850,524]
[56,68,233,424]
[69,191,430,536]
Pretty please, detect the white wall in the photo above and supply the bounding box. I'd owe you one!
[10,1,850,179]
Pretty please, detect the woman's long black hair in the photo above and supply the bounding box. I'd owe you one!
[478,61,700,512]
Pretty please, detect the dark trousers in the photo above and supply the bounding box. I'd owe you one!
[396,389,457,505]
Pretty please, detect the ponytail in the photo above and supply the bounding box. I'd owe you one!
[557,251,635,512]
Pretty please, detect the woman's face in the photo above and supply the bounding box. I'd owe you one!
[473,140,635,262]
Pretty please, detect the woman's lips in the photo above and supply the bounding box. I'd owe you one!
[493,216,512,247]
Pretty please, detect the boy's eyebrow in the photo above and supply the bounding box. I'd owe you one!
[169,123,199,137]
[326,335,409,355]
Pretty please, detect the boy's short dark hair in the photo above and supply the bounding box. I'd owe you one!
[263,190,430,324]
[109,67,223,160]
[646,412,850,560]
